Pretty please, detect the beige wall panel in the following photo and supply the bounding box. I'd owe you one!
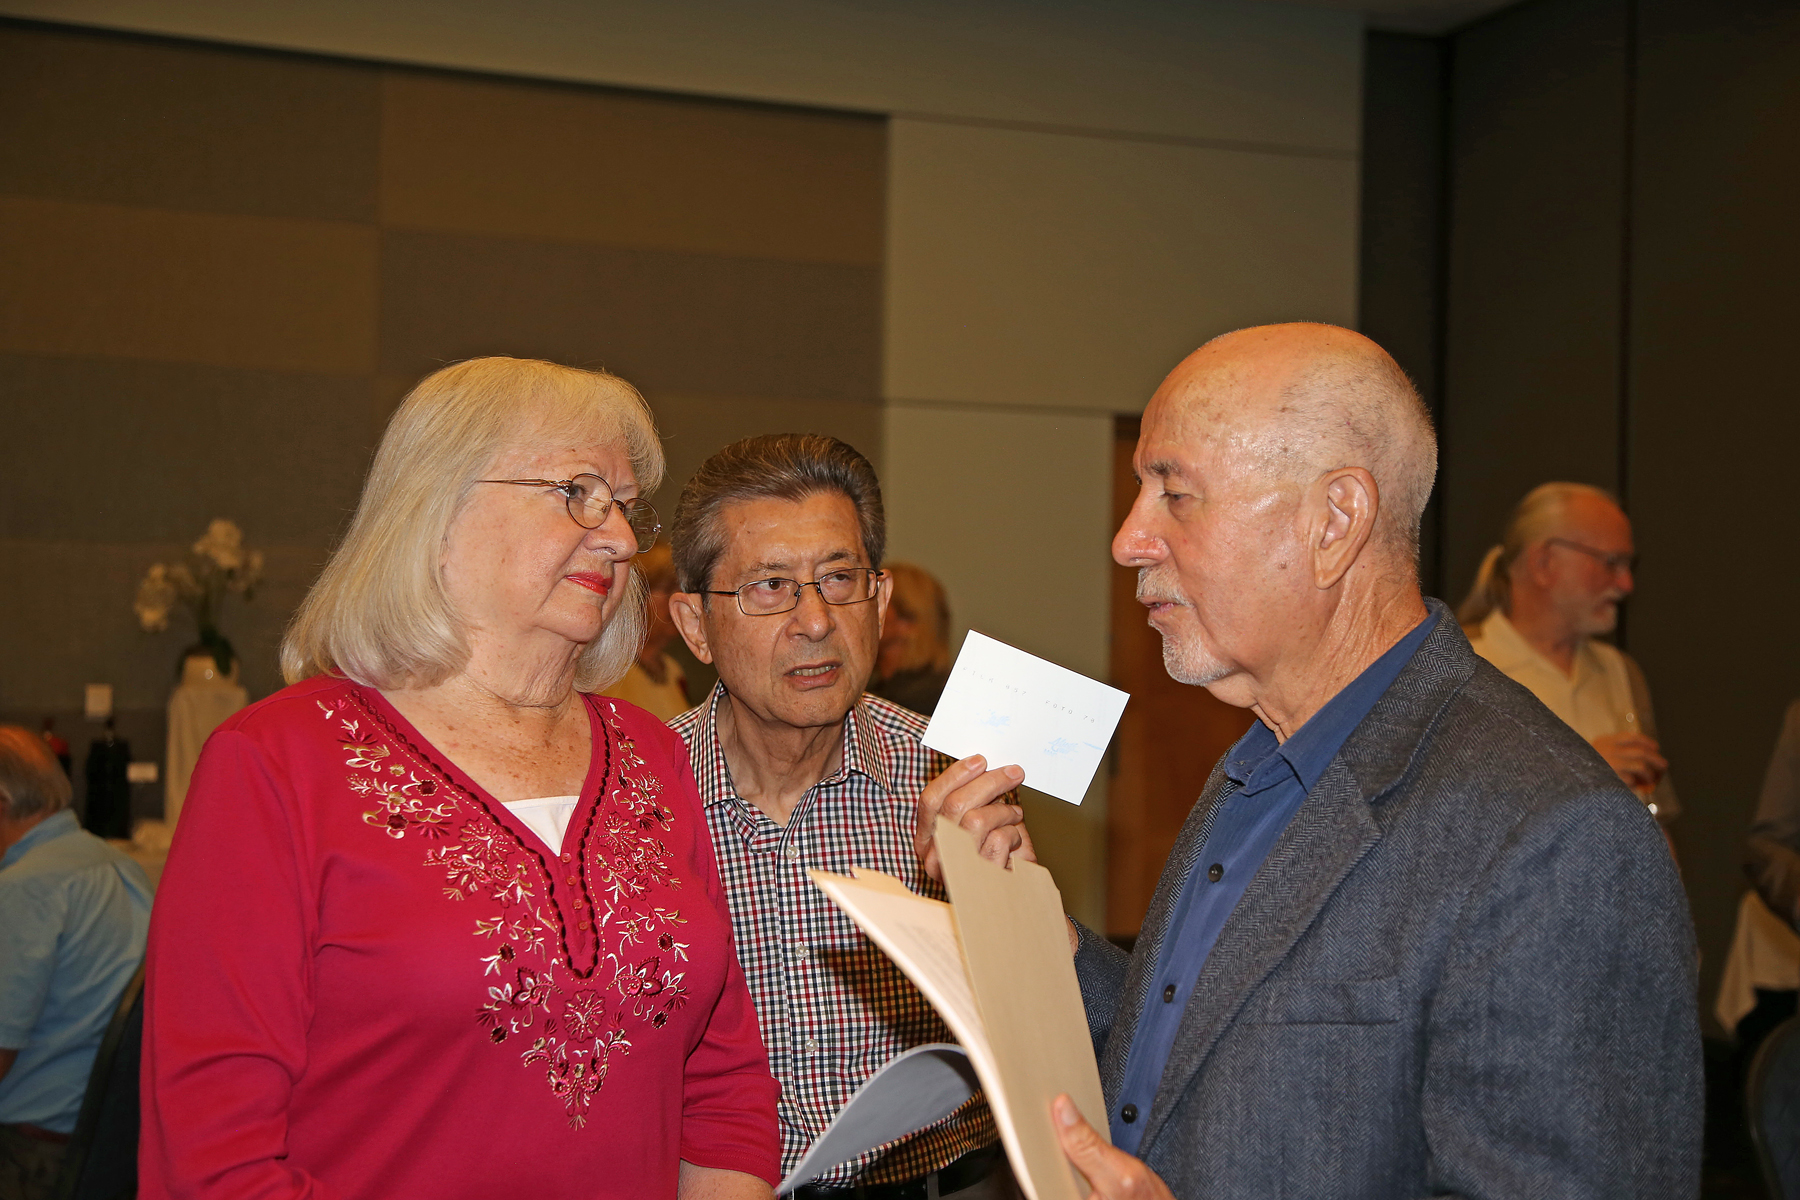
[886,120,1360,413]
[380,229,879,401]
[381,72,883,266]
[882,400,1113,926]
[0,23,378,221]
[0,197,377,373]
[0,1,1363,152]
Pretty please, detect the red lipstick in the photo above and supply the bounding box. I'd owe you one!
[565,573,611,595]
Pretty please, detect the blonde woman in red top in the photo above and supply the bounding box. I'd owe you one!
[140,358,779,1200]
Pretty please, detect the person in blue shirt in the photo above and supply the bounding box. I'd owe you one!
[0,726,151,1200]
[1034,323,1698,1198]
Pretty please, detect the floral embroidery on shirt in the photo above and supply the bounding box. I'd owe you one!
[331,692,691,1127]
[328,703,458,840]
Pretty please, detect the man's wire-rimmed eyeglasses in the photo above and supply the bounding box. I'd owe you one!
[703,567,884,616]
[1545,536,1636,576]
[477,474,661,553]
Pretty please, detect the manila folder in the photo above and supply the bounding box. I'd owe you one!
[807,818,1107,1200]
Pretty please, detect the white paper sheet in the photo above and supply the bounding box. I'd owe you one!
[776,1045,979,1194]
[922,631,1129,804]
[808,872,986,1038]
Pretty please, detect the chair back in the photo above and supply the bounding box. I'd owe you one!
[1750,1013,1800,1200]
[53,962,145,1200]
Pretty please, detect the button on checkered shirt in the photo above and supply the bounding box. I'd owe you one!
[671,686,997,1186]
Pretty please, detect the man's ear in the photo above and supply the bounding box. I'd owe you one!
[1312,467,1379,590]
[1521,540,1557,588]
[666,592,715,665]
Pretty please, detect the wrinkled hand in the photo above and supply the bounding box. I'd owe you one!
[1052,1094,1174,1199]
[915,754,1033,881]
[1591,732,1667,792]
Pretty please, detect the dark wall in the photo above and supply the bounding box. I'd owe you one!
[1627,0,1800,1025]
[1359,31,1449,593]
[1442,0,1630,597]
[0,21,886,810]
[1364,0,1800,1026]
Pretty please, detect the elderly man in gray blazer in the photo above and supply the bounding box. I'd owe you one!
[1043,324,1701,1198]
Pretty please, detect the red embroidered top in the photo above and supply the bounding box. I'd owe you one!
[139,675,779,1200]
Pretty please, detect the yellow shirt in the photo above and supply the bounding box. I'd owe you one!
[1468,610,1679,821]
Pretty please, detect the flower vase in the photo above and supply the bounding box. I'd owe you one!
[165,650,248,827]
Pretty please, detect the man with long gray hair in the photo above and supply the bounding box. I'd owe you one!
[0,727,150,1199]
[1458,482,1677,831]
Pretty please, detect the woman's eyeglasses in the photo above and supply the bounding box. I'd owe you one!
[478,474,661,553]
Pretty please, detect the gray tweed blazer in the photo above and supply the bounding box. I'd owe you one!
[1074,600,1702,1198]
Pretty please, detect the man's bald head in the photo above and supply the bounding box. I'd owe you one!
[1154,323,1438,572]
[1118,324,1437,721]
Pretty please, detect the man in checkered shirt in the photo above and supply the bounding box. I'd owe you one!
[666,434,1032,1199]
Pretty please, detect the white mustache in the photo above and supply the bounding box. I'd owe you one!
[1135,565,1185,607]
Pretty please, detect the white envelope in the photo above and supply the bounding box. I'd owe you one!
[922,631,1129,805]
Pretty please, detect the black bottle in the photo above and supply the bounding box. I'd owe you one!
[83,720,133,840]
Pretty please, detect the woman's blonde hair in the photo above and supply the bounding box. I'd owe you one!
[281,357,664,692]
[883,562,952,676]
[1457,481,1618,628]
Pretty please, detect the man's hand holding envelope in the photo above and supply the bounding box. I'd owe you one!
[915,752,1032,881]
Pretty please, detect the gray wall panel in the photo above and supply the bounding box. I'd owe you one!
[379,230,882,403]
[648,392,884,510]
[0,23,886,815]
[0,354,373,544]
[1629,0,1800,1028]
[1442,0,1628,601]
[0,538,326,711]
[1359,31,1448,593]
[0,22,379,222]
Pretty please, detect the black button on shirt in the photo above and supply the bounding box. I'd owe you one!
[1162,984,1176,1003]
[1207,862,1224,882]
[1121,1104,1138,1123]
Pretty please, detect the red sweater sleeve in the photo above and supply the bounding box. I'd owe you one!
[640,719,781,1186]
[139,727,330,1200]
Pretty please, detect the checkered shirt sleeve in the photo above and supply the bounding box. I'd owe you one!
[670,688,998,1186]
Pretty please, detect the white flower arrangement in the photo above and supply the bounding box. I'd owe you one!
[134,519,265,673]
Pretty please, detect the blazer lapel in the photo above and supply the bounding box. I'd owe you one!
[1133,599,1478,1155]
[1134,763,1380,1153]
[1099,758,1236,1101]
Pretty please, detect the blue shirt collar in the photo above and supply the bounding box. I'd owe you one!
[1,808,80,869]
[1224,610,1441,796]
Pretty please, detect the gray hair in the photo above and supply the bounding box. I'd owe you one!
[281,357,664,692]
[1271,345,1439,573]
[1457,481,1620,627]
[0,726,71,821]
[670,434,884,594]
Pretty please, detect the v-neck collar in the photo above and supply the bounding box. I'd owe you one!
[358,687,608,845]
[348,687,614,974]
